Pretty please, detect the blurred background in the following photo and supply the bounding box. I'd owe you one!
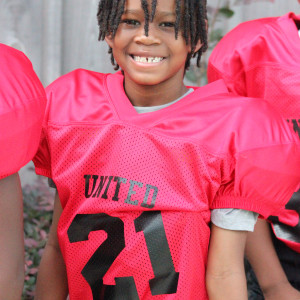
[1,0,299,87]
[0,0,299,298]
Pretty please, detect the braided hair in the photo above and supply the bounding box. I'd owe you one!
[97,0,207,70]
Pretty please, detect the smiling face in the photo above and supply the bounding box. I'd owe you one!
[105,0,200,90]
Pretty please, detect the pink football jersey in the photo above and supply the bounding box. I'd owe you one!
[34,70,300,299]
[0,43,46,179]
[208,12,300,252]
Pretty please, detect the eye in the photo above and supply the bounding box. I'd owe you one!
[160,22,175,28]
[121,19,140,26]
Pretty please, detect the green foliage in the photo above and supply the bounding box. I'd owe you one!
[219,7,235,18]
[22,173,54,299]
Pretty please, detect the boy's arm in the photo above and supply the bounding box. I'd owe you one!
[35,191,68,300]
[246,218,300,300]
[0,173,24,300]
[206,224,248,300]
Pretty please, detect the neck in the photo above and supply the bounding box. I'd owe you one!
[123,73,188,107]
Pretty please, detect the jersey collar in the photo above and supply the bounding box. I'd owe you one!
[106,71,229,124]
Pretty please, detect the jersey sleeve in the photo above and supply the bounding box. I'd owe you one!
[207,20,268,96]
[32,89,53,178]
[0,44,46,179]
[32,69,109,179]
[32,125,52,178]
[210,100,300,218]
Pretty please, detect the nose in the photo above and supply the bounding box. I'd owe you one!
[134,23,161,45]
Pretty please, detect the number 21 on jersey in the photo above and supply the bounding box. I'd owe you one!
[67,211,180,300]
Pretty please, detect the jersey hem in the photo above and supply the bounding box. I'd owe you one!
[211,196,285,219]
[34,167,52,178]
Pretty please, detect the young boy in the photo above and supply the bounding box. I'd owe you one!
[208,12,300,300]
[33,1,300,299]
[0,43,46,299]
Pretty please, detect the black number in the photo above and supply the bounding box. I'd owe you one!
[67,213,139,300]
[135,212,179,295]
[68,211,179,299]
[269,189,300,243]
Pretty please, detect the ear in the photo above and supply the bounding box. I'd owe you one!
[190,19,207,53]
[188,38,203,54]
[194,39,203,53]
[105,35,114,48]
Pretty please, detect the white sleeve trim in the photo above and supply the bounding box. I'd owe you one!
[211,208,259,232]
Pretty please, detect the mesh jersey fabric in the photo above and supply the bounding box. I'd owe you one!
[135,91,259,232]
[134,90,259,232]
[33,70,300,300]
[47,95,258,232]
[0,43,46,179]
[208,12,300,253]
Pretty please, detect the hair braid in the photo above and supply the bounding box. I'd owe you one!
[113,0,126,36]
[174,0,181,39]
[195,0,208,67]
[189,0,196,52]
[141,0,150,35]
[97,0,110,41]
[150,0,157,21]
[108,0,119,31]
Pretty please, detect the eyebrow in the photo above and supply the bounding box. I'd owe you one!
[123,9,176,18]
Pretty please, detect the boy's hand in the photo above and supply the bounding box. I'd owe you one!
[263,281,300,300]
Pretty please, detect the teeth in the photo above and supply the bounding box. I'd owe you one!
[133,56,164,63]
[153,57,163,63]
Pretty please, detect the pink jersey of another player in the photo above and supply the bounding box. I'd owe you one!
[208,12,300,253]
[0,43,46,179]
[33,70,300,300]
